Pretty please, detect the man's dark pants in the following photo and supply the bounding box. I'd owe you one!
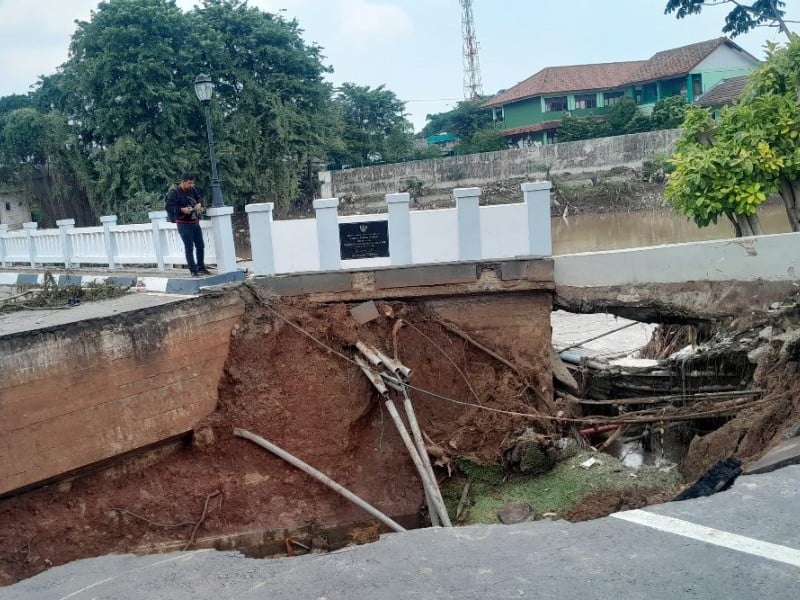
[177,222,205,273]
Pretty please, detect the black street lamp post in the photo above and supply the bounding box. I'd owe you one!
[193,74,225,208]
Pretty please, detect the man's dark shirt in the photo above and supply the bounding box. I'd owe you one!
[166,186,201,224]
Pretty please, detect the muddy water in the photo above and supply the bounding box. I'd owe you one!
[552,202,789,254]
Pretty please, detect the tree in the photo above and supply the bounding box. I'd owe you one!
[330,83,411,167]
[456,127,506,154]
[665,38,800,236]
[557,115,612,142]
[0,108,95,225]
[419,100,493,140]
[664,0,793,40]
[190,0,339,213]
[606,97,641,135]
[651,95,689,129]
[1,0,340,221]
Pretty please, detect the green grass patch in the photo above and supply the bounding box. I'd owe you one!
[442,451,683,525]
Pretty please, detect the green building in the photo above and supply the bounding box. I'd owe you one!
[483,38,760,146]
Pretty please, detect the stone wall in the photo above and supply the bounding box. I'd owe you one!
[319,129,680,208]
[0,292,245,496]
[0,193,31,228]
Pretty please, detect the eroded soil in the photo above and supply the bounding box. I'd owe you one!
[0,294,547,585]
[2,293,799,586]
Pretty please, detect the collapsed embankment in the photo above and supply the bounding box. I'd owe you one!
[0,284,554,585]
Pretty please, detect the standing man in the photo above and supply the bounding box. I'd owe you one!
[165,172,211,276]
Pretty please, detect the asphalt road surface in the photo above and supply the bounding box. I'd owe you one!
[3,466,798,600]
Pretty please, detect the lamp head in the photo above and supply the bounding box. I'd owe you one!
[194,74,213,103]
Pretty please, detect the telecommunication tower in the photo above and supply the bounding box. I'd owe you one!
[460,0,483,100]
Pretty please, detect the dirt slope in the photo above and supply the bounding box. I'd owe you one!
[0,295,544,585]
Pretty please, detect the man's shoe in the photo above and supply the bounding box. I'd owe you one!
[191,271,199,277]
[197,268,211,275]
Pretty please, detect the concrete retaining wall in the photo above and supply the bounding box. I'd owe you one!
[554,232,800,287]
[320,129,680,207]
[0,293,245,496]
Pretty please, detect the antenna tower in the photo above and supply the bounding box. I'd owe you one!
[460,0,483,100]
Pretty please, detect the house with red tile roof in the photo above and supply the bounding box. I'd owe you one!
[483,38,760,146]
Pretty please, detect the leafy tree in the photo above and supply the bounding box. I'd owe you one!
[606,97,640,135]
[455,127,506,154]
[190,0,338,214]
[664,0,793,40]
[0,95,34,119]
[651,95,689,129]
[557,115,611,142]
[419,100,492,140]
[666,39,800,236]
[0,108,95,225]
[0,0,340,221]
[330,83,411,167]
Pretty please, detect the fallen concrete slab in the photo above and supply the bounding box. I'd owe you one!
[745,436,800,475]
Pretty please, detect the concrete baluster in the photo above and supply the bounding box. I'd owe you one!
[386,192,412,265]
[101,215,118,269]
[57,219,75,269]
[244,203,276,276]
[149,211,169,271]
[314,198,341,271]
[454,187,482,261]
[207,206,237,273]
[23,222,38,267]
[521,181,553,257]
[0,224,8,267]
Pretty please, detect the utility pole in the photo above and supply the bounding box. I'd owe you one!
[460,0,483,101]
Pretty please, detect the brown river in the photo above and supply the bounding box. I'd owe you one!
[552,202,790,255]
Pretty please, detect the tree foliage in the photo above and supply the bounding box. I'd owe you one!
[419,100,493,139]
[557,115,611,142]
[0,0,352,222]
[664,0,792,39]
[329,83,410,167]
[651,95,689,129]
[456,127,507,154]
[666,39,800,236]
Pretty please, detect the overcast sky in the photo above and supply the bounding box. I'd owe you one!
[0,0,798,132]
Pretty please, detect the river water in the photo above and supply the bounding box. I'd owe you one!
[552,202,790,255]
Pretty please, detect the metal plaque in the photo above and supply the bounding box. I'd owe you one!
[339,221,390,260]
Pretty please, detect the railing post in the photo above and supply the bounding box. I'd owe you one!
[245,203,275,276]
[313,198,341,271]
[0,224,8,267]
[386,192,412,265]
[23,222,39,267]
[521,181,553,256]
[57,218,75,269]
[207,206,237,274]
[100,215,118,269]
[453,187,481,261]
[149,211,169,271]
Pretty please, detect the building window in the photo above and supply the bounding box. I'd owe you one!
[641,83,658,104]
[574,94,597,110]
[603,91,625,106]
[493,107,504,122]
[544,96,567,112]
[4,202,10,211]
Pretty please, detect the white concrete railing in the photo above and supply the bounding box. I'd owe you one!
[245,182,552,276]
[0,207,237,272]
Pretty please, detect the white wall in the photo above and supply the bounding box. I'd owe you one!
[272,218,319,273]
[693,44,759,72]
[409,208,459,264]
[480,204,529,259]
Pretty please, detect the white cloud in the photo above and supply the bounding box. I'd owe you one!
[337,0,413,40]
